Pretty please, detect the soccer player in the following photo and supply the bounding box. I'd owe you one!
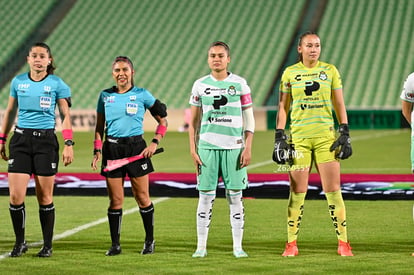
[91,56,168,256]
[188,41,255,258]
[273,31,353,256]
[400,72,414,173]
[0,42,74,257]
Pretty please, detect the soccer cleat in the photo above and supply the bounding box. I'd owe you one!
[192,249,207,258]
[338,240,353,256]
[233,249,248,258]
[37,246,53,257]
[141,240,155,255]
[282,240,299,257]
[105,244,122,256]
[9,242,28,257]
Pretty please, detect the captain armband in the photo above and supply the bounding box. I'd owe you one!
[149,99,167,118]
[242,107,255,133]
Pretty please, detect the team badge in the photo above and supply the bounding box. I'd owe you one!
[227,86,236,96]
[319,71,328,81]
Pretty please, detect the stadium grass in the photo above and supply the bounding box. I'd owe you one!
[35,128,412,174]
[0,196,413,274]
[0,129,413,274]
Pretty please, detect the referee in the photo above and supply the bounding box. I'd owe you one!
[0,42,74,257]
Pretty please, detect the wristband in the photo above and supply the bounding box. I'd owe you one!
[62,129,73,141]
[0,133,7,144]
[94,139,103,150]
[155,125,167,137]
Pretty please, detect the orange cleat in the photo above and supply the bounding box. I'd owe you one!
[282,240,299,257]
[338,240,354,256]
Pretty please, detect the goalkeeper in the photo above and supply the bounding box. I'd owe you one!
[273,31,353,257]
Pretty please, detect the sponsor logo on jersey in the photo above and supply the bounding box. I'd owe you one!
[207,117,232,123]
[18,83,30,90]
[212,95,227,109]
[300,103,324,110]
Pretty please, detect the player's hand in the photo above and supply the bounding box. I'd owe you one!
[62,146,74,166]
[91,151,101,171]
[272,129,290,164]
[330,123,352,159]
[0,144,8,161]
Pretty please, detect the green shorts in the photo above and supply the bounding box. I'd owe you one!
[197,148,248,191]
[291,132,337,169]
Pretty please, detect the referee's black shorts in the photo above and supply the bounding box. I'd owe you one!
[101,135,154,178]
[8,128,59,176]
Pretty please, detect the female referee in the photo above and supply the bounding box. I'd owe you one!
[273,31,353,257]
[0,42,74,257]
[91,56,168,256]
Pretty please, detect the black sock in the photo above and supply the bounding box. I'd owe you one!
[107,208,122,246]
[9,203,26,244]
[139,203,154,242]
[39,203,55,248]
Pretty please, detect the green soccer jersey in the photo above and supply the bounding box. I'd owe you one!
[189,73,253,149]
[280,61,342,138]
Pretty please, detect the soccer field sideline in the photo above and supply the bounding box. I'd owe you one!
[0,197,171,261]
[248,129,407,170]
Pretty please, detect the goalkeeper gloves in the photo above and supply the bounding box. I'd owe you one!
[272,129,292,164]
[330,123,352,159]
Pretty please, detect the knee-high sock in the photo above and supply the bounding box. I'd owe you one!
[325,190,348,242]
[287,192,306,243]
[195,190,216,250]
[226,190,244,250]
[9,203,26,244]
[39,203,55,248]
[139,203,154,242]
[108,208,122,246]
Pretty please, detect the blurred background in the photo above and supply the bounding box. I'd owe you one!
[0,0,413,131]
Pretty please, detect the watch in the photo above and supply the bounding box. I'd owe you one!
[64,140,75,146]
[151,138,159,145]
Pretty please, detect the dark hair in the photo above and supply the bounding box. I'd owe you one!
[297,31,320,62]
[208,41,230,56]
[29,42,55,74]
[112,56,135,86]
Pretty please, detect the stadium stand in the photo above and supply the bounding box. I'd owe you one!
[0,0,305,110]
[0,0,413,114]
[318,0,414,109]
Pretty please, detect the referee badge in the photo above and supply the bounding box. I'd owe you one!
[319,71,328,81]
[227,86,236,96]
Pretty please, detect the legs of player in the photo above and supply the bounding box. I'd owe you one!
[35,175,56,257]
[131,175,155,254]
[226,189,248,258]
[283,169,309,256]
[8,173,30,257]
[105,177,124,256]
[193,190,216,257]
[318,161,353,256]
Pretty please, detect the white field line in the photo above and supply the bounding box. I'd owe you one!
[0,197,170,260]
[247,130,407,170]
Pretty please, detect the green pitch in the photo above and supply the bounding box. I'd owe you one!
[0,197,413,274]
[0,129,413,274]
[48,129,412,174]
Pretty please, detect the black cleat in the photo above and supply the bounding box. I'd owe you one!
[9,242,28,257]
[105,245,121,256]
[37,246,53,257]
[141,240,155,255]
